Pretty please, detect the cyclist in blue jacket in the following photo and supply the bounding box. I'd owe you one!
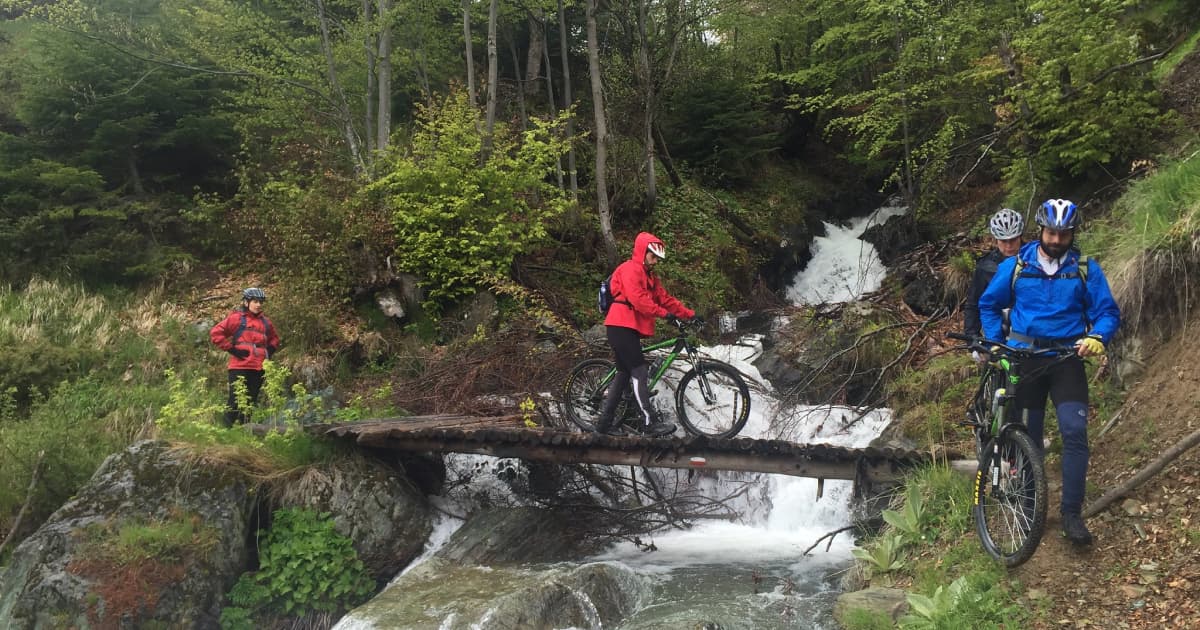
[978,198,1120,546]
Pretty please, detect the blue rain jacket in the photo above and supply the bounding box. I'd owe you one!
[979,241,1120,347]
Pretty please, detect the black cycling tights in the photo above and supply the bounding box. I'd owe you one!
[598,325,655,426]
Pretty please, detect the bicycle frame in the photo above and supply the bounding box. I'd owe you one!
[640,331,699,389]
[956,334,1082,450]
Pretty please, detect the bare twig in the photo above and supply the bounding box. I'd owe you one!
[0,450,47,558]
[802,524,857,555]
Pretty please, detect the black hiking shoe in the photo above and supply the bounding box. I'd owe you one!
[643,421,676,436]
[1062,512,1094,546]
[597,424,626,436]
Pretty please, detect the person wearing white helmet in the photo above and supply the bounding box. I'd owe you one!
[594,232,698,437]
[963,208,1025,360]
[210,287,281,426]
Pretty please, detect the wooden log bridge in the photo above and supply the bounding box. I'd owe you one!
[305,415,930,485]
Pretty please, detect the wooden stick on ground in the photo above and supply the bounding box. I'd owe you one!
[0,450,46,558]
[1084,425,1200,518]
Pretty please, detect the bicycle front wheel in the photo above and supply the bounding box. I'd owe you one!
[675,360,751,439]
[561,358,620,432]
[973,429,1048,567]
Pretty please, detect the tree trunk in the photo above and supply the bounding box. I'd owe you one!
[636,0,656,211]
[653,123,682,188]
[586,0,617,263]
[376,0,393,153]
[525,9,545,97]
[128,149,144,195]
[362,0,376,156]
[483,0,499,154]
[509,28,529,132]
[462,0,477,107]
[539,23,563,190]
[315,0,364,172]
[1084,425,1200,518]
[558,0,579,201]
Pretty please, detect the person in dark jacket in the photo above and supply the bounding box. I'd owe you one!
[595,232,697,437]
[979,199,1120,546]
[210,287,281,426]
[963,208,1025,361]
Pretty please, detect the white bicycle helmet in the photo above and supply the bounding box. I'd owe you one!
[988,208,1025,240]
[646,239,666,260]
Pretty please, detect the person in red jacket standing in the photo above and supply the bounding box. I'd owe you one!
[595,232,698,436]
[210,287,281,426]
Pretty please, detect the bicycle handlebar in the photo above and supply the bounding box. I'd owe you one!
[946,332,1078,359]
[666,315,705,332]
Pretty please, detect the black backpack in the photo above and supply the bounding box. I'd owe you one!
[597,273,631,314]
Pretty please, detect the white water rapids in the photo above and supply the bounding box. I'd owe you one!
[335,204,906,629]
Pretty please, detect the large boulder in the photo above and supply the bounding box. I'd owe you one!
[859,213,932,266]
[335,559,646,629]
[834,586,910,626]
[434,506,595,566]
[274,455,434,579]
[0,440,253,630]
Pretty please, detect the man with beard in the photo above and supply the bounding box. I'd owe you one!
[978,198,1120,547]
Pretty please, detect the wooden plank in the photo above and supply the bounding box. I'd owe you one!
[366,437,877,481]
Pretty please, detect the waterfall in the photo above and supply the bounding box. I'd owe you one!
[336,202,906,629]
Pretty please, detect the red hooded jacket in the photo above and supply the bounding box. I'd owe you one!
[210,308,280,370]
[603,232,695,337]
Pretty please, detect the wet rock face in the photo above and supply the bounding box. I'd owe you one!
[859,213,931,266]
[434,506,595,566]
[338,558,645,630]
[0,440,253,630]
[276,456,434,580]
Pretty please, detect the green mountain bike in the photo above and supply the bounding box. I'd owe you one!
[562,318,752,438]
[949,332,1080,567]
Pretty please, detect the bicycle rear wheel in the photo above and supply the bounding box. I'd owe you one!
[973,429,1048,567]
[674,360,751,439]
[561,358,621,432]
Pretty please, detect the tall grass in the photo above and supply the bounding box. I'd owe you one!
[0,279,222,547]
[1086,154,1200,342]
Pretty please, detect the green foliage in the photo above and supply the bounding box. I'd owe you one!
[899,573,1029,629]
[1001,0,1174,193]
[853,467,1031,629]
[660,70,781,186]
[155,363,339,470]
[1088,153,1200,262]
[882,484,927,542]
[645,184,753,312]
[225,508,375,618]
[365,90,571,313]
[76,512,220,567]
[852,532,907,576]
[887,351,975,443]
[842,607,896,630]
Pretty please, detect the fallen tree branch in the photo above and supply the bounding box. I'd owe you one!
[0,450,46,558]
[802,524,857,555]
[1084,425,1200,518]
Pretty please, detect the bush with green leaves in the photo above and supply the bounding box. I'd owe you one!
[851,532,906,577]
[364,89,571,313]
[222,507,375,623]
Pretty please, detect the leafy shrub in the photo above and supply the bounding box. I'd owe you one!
[852,533,906,577]
[224,508,375,619]
[364,89,571,313]
[882,484,927,543]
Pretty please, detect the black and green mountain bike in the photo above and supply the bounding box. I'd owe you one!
[949,332,1081,567]
[562,318,752,439]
